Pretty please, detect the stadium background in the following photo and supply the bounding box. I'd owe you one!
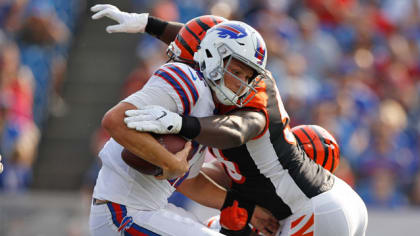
[0,0,419,235]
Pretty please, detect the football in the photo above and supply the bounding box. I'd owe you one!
[121,134,197,176]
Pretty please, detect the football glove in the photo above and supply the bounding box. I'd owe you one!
[220,200,249,231]
[124,105,182,134]
[220,189,256,233]
[91,4,148,33]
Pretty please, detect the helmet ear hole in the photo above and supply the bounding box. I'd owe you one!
[206,49,213,58]
[200,61,206,71]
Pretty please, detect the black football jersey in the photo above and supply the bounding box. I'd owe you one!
[211,76,334,220]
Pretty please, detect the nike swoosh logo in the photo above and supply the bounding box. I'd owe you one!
[156,111,167,120]
[188,68,198,81]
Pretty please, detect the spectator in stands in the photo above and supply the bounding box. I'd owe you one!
[0,39,39,191]
[18,0,70,125]
[357,160,409,208]
[0,0,83,192]
[0,0,29,35]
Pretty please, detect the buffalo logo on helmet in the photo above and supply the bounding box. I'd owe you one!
[215,23,248,39]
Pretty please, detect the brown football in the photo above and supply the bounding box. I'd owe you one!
[121,134,197,176]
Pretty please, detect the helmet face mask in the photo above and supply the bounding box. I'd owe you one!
[167,41,185,63]
[205,52,262,107]
[194,21,268,107]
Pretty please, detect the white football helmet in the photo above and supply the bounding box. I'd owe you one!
[194,21,268,107]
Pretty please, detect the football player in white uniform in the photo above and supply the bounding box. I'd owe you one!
[89,9,278,236]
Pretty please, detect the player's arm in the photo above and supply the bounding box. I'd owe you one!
[125,106,266,149]
[192,109,266,149]
[91,4,183,45]
[177,171,279,234]
[176,171,226,209]
[145,16,183,45]
[102,102,190,179]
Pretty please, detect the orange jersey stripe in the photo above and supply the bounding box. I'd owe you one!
[291,214,314,236]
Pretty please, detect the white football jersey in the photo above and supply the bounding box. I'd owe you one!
[93,62,214,210]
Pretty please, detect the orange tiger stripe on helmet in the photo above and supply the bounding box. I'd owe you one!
[167,15,227,64]
[292,128,316,161]
[291,125,340,173]
[305,126,329,169]
[311,125,340,173]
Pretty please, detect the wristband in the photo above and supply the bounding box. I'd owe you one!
[145,16,168,37]
[179,115,201,139]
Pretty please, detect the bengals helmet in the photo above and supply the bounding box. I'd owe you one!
[167,15,227,64]
[291,125,340,173]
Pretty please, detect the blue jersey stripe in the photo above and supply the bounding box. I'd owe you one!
[107,202,120,227]
[164,65,199,105]
[131,223,161,236]
[106,202,161,236]
[154,69,191,115]
[173,171,190,188]
[167,170,190,188]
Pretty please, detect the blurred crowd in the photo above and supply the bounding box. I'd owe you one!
[0,0,85,191]
[1,0,419,211]
[112,0,420,209]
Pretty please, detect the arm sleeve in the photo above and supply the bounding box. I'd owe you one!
[145,16,184,45]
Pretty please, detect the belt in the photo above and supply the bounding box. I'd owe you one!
[93,198,110,205]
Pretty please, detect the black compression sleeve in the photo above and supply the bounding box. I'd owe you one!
[145,16,168,37]
[220,226,253,236]
[179,115,201,140]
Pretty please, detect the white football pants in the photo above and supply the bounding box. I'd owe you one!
[206,176,368,236]
[89,201,223,236]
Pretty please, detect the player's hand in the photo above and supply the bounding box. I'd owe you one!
[0,154,3,174]
[91,4,148,33]
[250,205,280,236]
[124,105,182,134]
[155,141,191,180]
[220,200,249,230]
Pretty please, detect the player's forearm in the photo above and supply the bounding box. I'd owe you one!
[145,16,183,45]
[182,110,266,149]
[177,172,226,209]
[102,102,184,173]
[195,115,245,148]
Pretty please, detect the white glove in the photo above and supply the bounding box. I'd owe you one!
[0,154,3,174]
[124,105,183,134]
[91,4,148,33]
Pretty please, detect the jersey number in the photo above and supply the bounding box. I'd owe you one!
[214,150,245,184]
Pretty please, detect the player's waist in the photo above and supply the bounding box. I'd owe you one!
[94,165,172,210]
